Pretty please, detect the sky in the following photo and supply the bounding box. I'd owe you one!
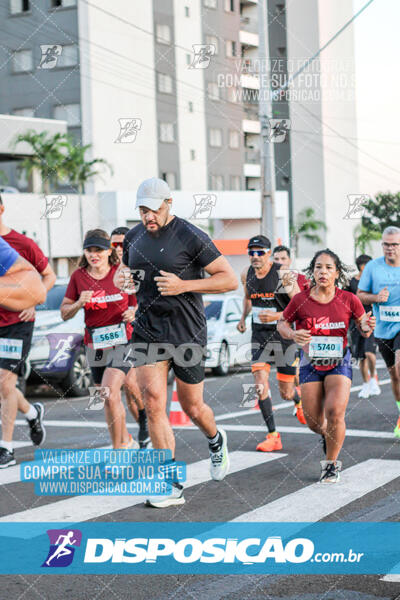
[353,0,400,195]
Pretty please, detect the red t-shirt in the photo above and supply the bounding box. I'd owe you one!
[297,273,310,291]
[282,287,365,370]
[65,265,136,345]
[0,229,49,326]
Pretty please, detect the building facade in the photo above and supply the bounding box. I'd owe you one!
[0,0,359,263]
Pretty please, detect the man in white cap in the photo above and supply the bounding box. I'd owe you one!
[114,177,238,507]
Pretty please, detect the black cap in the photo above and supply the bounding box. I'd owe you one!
[247,235,271,249]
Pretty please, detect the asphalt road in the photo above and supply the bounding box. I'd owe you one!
[1,360,399,600]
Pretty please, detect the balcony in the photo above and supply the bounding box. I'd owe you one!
[240,73,259,90]
[240,0,258,5]
[242,119,260,134]
[240,15,258,34]
[239,29,259,47]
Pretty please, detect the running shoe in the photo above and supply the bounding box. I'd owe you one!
[319,460,342,484]
[358,382,370,399]
[0,447,16,469]
[256,432,282,452]
[320,434,327,455]
[209,428,230,481]
[394,416,400,439]
[27,402,46,446]
[146,482,185,508]
[120,434,139,450]
[295,401,307,425]
[368,376,381,396]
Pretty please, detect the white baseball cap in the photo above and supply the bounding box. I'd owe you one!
[135,177,172,210]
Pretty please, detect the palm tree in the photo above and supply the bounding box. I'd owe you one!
[13,131,66,263]
[290,207,327,256]
[59,137,113,242]
[354,223,381,255]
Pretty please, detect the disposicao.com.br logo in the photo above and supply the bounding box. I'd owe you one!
[82,536,362,565]
[42,529,82,568]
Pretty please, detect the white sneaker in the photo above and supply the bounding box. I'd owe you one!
[209,428,230,481]
[146,482,185,508]
[358,382,370,398]
[368,377,381,396]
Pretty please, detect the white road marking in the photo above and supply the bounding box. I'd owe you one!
[380,574,400,582]
[0,451,285,524]
[233,459,400,522]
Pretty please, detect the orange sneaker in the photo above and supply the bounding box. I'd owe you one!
[256,432,282,452]
[295,401,307,425]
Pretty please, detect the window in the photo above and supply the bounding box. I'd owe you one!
[204,0,217,7]
[57,44,78,67]
[156,24,171,45]
[225,40,237,57]
[157,73,173,94]
[161,172,176,189]
[224,0,234,11]
[188,101,194,112]
[209,175,224,190]
[54,103,81,126]
[12,49,32,73]
[190,149,196,161]
[205,35,218,55]
[51,0,77,6]
[207,82,220,101]
[229,129,240,148]
[159,122,175,143]
[230,175,241,190]
[10,0,30,14]
[209,128,222,147]
[184,6,190,16]
[12,107,34,117]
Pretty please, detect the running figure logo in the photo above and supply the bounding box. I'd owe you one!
[190,194,217,219]
[114,118,142,143]
[41,195,67,219]
[275,269,298,294]
[45,335,74,369]
[268,119,291,143]
[42,529,82,568]
[189,44,216,69]
[38,45,62,69]
[240,384,264,408]
[86,386,109,411]
[344,194,370,219]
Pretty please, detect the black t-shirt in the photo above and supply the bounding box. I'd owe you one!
[123,216,221,344]
[346,276,371,313]
[246,263,291,331]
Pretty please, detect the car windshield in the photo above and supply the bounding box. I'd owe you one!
[36,285,67,311]
[204,300,223,321]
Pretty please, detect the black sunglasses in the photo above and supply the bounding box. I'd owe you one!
[248,249,267,257]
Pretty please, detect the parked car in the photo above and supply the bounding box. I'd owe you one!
[204,294,252,376]
[27,279,92,396]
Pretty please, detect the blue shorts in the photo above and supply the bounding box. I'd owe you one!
[299,348,353,384]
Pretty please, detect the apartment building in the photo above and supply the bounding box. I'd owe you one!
[0,0,359,263]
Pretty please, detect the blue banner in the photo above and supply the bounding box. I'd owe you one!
[0,522,399,574]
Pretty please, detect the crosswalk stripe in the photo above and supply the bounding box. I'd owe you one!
[233,459,400,522]
[12,441,32,449]
[380,574,400,582]
[0,451,285,523]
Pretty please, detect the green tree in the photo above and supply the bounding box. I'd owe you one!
[290,207,327,256]
[13,131,66,263]
[360,192,400,232]
[59,136,113,241]
[353,223,382,255]
[13,130,66,194]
